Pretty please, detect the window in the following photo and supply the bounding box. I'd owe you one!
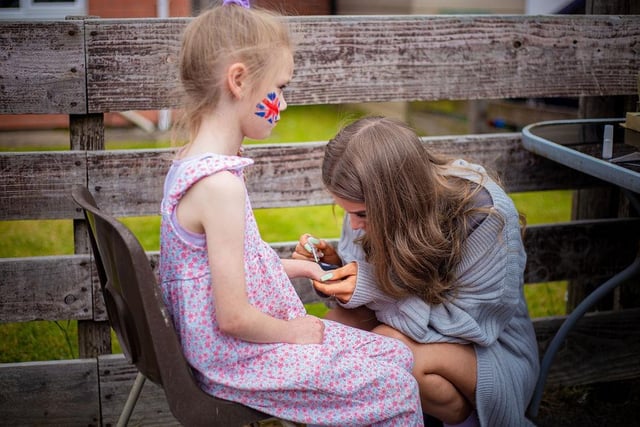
[0,0,86,20]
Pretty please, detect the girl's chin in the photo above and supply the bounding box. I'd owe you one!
[255,125,277,140]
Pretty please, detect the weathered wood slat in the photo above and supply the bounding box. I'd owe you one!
[86,148,174,217]
[0,359,100,426]
[99,355,178,426]
[0,151,87,220]
[1,218,637,322]
[535,308,640,386]
[0,255,93,322]
[290,15,640,103]
[0,135,603,220]
[524,218,640,283]
[0,21,86,114]
[417,134,602,193]
[1,15,637,112]
[84,15,640,112]
[85,18,184,114]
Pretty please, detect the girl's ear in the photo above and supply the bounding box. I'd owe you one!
[227,62,247,99]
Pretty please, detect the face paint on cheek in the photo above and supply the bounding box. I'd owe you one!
[254,91,281,124]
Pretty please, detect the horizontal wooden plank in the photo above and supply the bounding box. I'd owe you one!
[86,148,174,218]
[88,134,603,215]
[0,358,100,426]
[98,355,178,426]
[535,308,640,386]
[0,151,87,220]
[1,15,637,114]
[417,133,602,193]
[0,21,86,114]
[524,218,640,284]
[0,255,93,322]
[2,218,637,322]
[85,15,640,112]
[0,135,602,220]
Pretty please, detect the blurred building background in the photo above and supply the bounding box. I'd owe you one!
[0,0,580,21]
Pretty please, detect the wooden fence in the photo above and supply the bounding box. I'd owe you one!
[1,13,640,425]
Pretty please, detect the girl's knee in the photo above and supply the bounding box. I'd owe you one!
[420,374,473,424]
[421,374,456,405]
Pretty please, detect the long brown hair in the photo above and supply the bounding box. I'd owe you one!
[175,2,291,142]
[322,116,498,304]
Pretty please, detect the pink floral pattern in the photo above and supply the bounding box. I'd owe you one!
[159,153,423,426]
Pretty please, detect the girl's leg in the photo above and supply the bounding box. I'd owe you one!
[419,373,474,424]
[374,324,477,425]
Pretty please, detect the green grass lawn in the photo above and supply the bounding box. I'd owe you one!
[0,104,571,362]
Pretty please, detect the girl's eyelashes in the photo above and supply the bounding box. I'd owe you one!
[353,211,367,218]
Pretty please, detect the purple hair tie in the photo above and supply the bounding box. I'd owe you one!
[223,0,250,8]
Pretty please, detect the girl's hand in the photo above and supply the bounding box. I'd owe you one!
[293,233,341,266]
[286,315,325,344]
[312,262,357,303]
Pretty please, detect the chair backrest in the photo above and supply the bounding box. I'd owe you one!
[71,186,268,426]
[73,186,162,381]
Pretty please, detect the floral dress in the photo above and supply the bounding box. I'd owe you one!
[159,153,423,427]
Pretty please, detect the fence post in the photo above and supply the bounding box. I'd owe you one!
[66,15,112,358]
[71,112,112,357]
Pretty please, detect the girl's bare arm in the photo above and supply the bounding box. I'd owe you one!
[186,172,324,344]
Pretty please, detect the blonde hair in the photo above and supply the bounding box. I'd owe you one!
[323,116,501,304]
[176,2,291,140]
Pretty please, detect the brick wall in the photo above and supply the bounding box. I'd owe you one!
[254,0,333,15]
[89,0,190,18]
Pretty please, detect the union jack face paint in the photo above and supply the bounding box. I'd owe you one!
[255,91,281,124]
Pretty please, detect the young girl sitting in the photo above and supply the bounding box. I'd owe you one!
[158,2,424,426]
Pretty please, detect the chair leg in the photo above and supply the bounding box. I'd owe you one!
[117,372,147,427]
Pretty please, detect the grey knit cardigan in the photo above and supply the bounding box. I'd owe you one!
[336,160,539,427]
